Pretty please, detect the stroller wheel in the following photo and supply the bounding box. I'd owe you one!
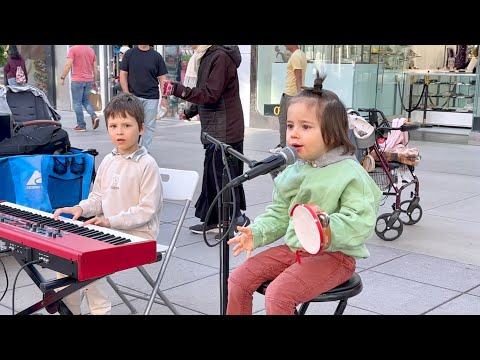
[399,200,423,225]
[375,213,403,241]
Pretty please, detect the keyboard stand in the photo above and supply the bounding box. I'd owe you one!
[11,254,99,315]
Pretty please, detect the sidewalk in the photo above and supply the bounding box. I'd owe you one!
[1,110,480,315]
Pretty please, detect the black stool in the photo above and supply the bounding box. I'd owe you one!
[256,272,363,315]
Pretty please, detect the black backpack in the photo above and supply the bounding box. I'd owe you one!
[0,120,70,157]
[0,113,13,143]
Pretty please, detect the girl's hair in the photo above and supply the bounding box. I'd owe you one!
[7,45,21,60]
[103,93,144,130]
[288,70,356,155]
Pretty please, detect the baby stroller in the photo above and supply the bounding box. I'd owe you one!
[0,84,61,123]
[348,108,422,241]
[0,85,98,214]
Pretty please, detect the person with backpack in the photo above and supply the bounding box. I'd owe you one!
[3,45,28,86]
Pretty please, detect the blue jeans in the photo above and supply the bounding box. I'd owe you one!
[71,81,96,128]
[137,97,159,151]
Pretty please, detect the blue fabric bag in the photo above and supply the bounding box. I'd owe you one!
[0,148,95,213]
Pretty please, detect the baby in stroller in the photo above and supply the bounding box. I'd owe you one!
[348,108,422,241]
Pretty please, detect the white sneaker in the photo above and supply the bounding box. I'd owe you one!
[269,145,283,154]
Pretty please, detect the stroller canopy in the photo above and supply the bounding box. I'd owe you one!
[0,84,61,122]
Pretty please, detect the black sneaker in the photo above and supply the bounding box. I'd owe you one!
[189,222,220,234]
[236,213,251,228]
[92,116,100,130]
[215,214,251,239]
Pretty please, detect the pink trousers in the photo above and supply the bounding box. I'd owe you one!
[226,245,356,315]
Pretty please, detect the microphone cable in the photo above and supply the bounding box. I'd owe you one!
[0,258,8,302]
[12,259,43,315]
[0,249,12,302]
[203,143,238,248]
[202,186,237,247]
[217,144,238,243]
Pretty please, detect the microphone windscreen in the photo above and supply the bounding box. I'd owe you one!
[281,146,298,165]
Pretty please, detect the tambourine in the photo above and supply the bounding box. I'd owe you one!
[290,204,329,254]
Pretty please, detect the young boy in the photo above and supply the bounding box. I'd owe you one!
[53,93,163,315]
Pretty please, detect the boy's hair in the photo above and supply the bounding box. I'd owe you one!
[289,71,356,155]
[103,93,144,130]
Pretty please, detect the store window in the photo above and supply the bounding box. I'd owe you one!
[163,45,194,118]
[90,45,100,80]
[111,45,132,96]
[16,45,49,94]
[255,45,414,118]
[255,45,368,116]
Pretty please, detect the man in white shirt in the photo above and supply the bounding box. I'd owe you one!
[270,45,307,154]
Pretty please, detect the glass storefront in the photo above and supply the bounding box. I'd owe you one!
[2,45,103,108]
[473,67,480,131]
[16,45,49,93]
[255,45,412,119]
[2,45,56,106]
[254,45,480,130]
[108,45,132,99]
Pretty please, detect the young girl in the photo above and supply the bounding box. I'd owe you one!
[226,72,382,315]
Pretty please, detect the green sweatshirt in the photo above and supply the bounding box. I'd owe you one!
[250,146,382,259]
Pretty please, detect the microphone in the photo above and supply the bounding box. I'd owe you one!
[226,147,298,188]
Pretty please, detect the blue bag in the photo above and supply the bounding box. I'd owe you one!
[0,148,95,213]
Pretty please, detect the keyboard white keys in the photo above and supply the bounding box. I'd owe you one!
[1,201,168,253]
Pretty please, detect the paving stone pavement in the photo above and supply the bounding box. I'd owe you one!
[1,110,480,315]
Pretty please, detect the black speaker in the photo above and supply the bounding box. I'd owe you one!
[0,113,14,143]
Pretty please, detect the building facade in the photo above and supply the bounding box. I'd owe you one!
[17,45,478,143]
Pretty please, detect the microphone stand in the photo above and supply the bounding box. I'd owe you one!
[219,156,232,315]
[202,133,255,315]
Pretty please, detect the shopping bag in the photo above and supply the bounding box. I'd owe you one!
[89,91,102,111]
[156,85,167,119]
[0,148,95,213]
[156,101,167,120]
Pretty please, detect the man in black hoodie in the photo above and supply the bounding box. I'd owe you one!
[163,45,250,234]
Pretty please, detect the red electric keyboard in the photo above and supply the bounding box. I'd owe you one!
[0,201,166,281]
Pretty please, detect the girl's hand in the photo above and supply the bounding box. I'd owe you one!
[305,203,324,215]
[227,226,254,259]
[83,217,111,228]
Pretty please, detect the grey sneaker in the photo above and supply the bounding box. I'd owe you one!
[269,145,283,154]
[189,222,220,234]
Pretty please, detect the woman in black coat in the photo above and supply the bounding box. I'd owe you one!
[163,45,249,234]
